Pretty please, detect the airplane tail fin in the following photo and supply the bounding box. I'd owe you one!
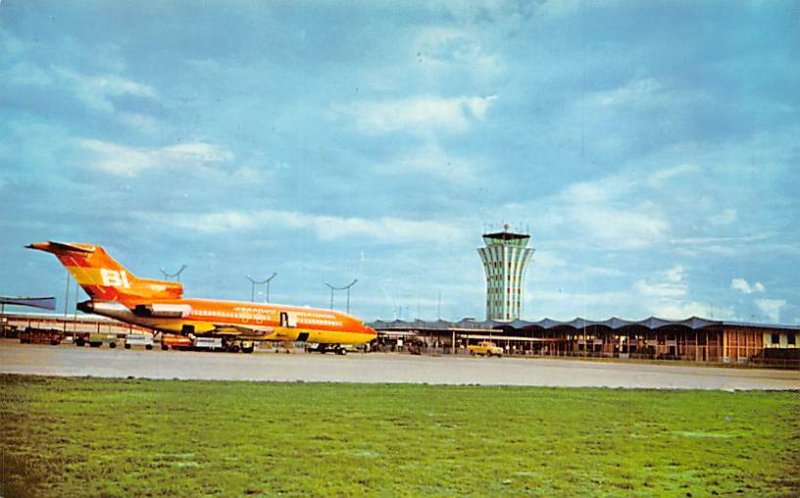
[27,241,183,304]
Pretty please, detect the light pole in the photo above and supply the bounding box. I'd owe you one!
[247,273,277,303]
[325,283,335,310]
[265,273,277,302]
[324,279,358,313]
[160,265,187,281]
[344,279,357,314]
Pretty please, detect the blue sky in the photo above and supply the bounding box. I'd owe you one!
[1,0,798,324]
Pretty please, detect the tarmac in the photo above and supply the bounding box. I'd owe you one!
[1,340,799,390]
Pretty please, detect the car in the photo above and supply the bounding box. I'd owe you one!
[467,341,503,357]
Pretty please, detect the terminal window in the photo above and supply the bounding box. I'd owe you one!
[771,333,780,344]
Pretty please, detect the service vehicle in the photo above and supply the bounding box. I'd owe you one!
[160,334,253,353]
[467,340,503,357]
[305,342,354,355]
[19,327,63,345]
[75,332,119,348]
[193,336,223,351]
[124,333,154,350]
[160,333,193,351]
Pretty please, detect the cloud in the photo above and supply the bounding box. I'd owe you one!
[731,278,766,294]
[650,301,735,320]
[545,166,688,249]
[633,265,687,298]
[413,27,503,78]
[755,299,786,323]
[51,66,157,112]
[117,113,162,134]
[590,78,668,109]
[531,250,568,269]
[627,265,740,320]
[376,142,480,185]
[709,208,737,226]
[7,61,158,114]
[150,209,468,244]
[647,164,698,187]
[77,139,233,176]
[578,208,668,249]
[332,95,497,135]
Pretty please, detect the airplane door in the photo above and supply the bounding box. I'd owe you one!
[280,312,297,328]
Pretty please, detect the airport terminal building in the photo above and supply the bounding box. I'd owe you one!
[370,316,800,366]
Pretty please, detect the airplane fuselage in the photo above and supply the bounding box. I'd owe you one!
[82,298,376,344]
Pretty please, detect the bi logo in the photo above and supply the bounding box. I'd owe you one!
[100,269,131,288]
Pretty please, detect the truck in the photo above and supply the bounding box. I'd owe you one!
[193,336,224,351]
[160,334,193,351]
[124,333,154,350]
[19,327,63,345]
[160,334,254,353]
[467,340,504,357]
[75,332,119,348]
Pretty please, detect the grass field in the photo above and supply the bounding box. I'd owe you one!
[1,375,798,497]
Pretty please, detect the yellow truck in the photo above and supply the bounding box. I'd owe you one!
[468,341,503,357]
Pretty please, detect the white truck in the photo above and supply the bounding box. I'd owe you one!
[124,333,154,350]
[193,336,224,351]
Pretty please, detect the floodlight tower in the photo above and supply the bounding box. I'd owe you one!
[477,224,535,321]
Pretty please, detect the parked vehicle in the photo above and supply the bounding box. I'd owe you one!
[124,333,154,350]
[305,343,354,355]
[468,341,503,357]
[160,334,254,353]
[19,327,63,345]
[193,336,224,351]
[74,332,119,348]
[160,334,193,351]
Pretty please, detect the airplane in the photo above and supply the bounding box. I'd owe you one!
[27,241,377,354]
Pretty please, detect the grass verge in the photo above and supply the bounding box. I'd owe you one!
[1,374,798,496]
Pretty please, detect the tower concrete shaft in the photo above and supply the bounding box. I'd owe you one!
[477,227,534,321]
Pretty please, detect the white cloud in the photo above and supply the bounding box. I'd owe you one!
[731,278,766,294]
[590,78,668,109]
[559,205,668,250]
[6,61,54,87]
[117,113,162,134]
[376,142,480,185]
[755,299,786,323]
[4,56,159,125]
[525,289,636,321]
[413,27,503,78]
[52,66,157,112]
[546,167,688,249]
[151,209,468,244]
[650,301,735,320]
[647,164,698,187]
[333,95,497,135]
[633,265,687,298]
[627,265,738,320]
[531,251,568,269]
[709,208,737,226]
[77,139,233,176]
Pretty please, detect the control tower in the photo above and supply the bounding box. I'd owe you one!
[477,224,535,321]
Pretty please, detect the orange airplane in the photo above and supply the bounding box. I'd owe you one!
[27,241,377,353]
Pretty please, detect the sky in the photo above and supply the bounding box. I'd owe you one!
[1,0,798,324]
